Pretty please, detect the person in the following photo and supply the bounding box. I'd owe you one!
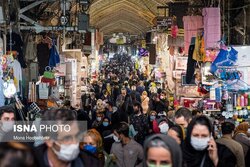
[115,88,127,108]
[96,117,113,136]
[182,115,236,167]
[130,101,149,145]
[136,81,145,95]
[0,107,15,141]
[174,107,192,129]
[111,122,143,167]
[130,85,141,103]
[149,93,168,114]
[216,122,245,167]
[192,109,202,117]
[34,109,84,167]
[153,115,174,134]
[80,129,104,167]
[141,91,149,114]
[101,89,112,103]
[0,142,37,167]
[168,124,185,145]
[233,122,250,164]
[148,111,157,135]
[105,101,115,121]
[92,112,104,129]
[143,134,182,167]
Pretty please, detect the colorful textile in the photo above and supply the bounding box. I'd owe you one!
[203,8,221,49]
[183,16,203,54]
[193,33,205,62]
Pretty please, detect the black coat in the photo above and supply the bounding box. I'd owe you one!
[182,142,236,167]
[33,144,84,167]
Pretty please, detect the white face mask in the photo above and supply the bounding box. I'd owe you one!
[113,135,120,142]
[97,117,102,122]
[52,142,80,162]
[191,136,210,151]
[1,121,15,132]
[159,123,169,134]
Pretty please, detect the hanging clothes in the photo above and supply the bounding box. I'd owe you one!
[37,42,50,75]
[186,37,197,84]
[183,16,203,55]
[49,41,60,67]
[0,64,5,107]
[13,59,22,93]
[193,32,205,62]
[25,35,37,61]
[203,8,221,49]
[6,32,27,68]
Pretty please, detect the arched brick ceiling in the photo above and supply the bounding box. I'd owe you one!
[89,0,169,35]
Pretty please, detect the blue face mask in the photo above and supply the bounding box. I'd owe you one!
[150,115,156,121]
[83,145,97,154]
[103,122,109,127]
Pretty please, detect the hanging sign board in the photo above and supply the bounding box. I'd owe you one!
[116,38,125,45]
[141,40,146,48]
[157,16,172,32]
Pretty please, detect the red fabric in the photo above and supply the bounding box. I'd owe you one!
[171,25,178,38]
[152,120,160,133]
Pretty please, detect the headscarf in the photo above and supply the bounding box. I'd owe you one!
[182,115,213,167]
[144,134,182,167]
[234,122,249,137]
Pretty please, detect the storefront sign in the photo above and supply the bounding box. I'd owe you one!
[157,16,172,31]
[116,38,125,45]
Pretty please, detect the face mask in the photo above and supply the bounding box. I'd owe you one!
[159,123,169,134]
[103,122,109,127]
[52,142,80,162]
[97,117,102,121]
[147,163,172,167]
[191,136,210,151]
[83,144,97,154]
[160,96,165,99]
[150,115,156,121]
[113,135,120,142]
[1,121,15,132]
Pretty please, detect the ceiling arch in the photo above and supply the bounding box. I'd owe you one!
[89,0,169,35]
[100,20,146,34]
[94,9,151,30]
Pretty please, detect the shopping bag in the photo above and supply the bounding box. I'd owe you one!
[39,83,49,99]
[210,47,238,73]
[43,66,55,79]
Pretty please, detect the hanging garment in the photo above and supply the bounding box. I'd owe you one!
[13,59,22,93]
[0,64,5,107]
[49,41,60,67]
[186,44,197,84]
[192,33,205,62]
[183,16,203,54]
[168,36,184,47]
[6,32,27,68]
[0,37,3,56]
[25,35,37,61]
[37,42,50,75]
[203,8,221,49]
